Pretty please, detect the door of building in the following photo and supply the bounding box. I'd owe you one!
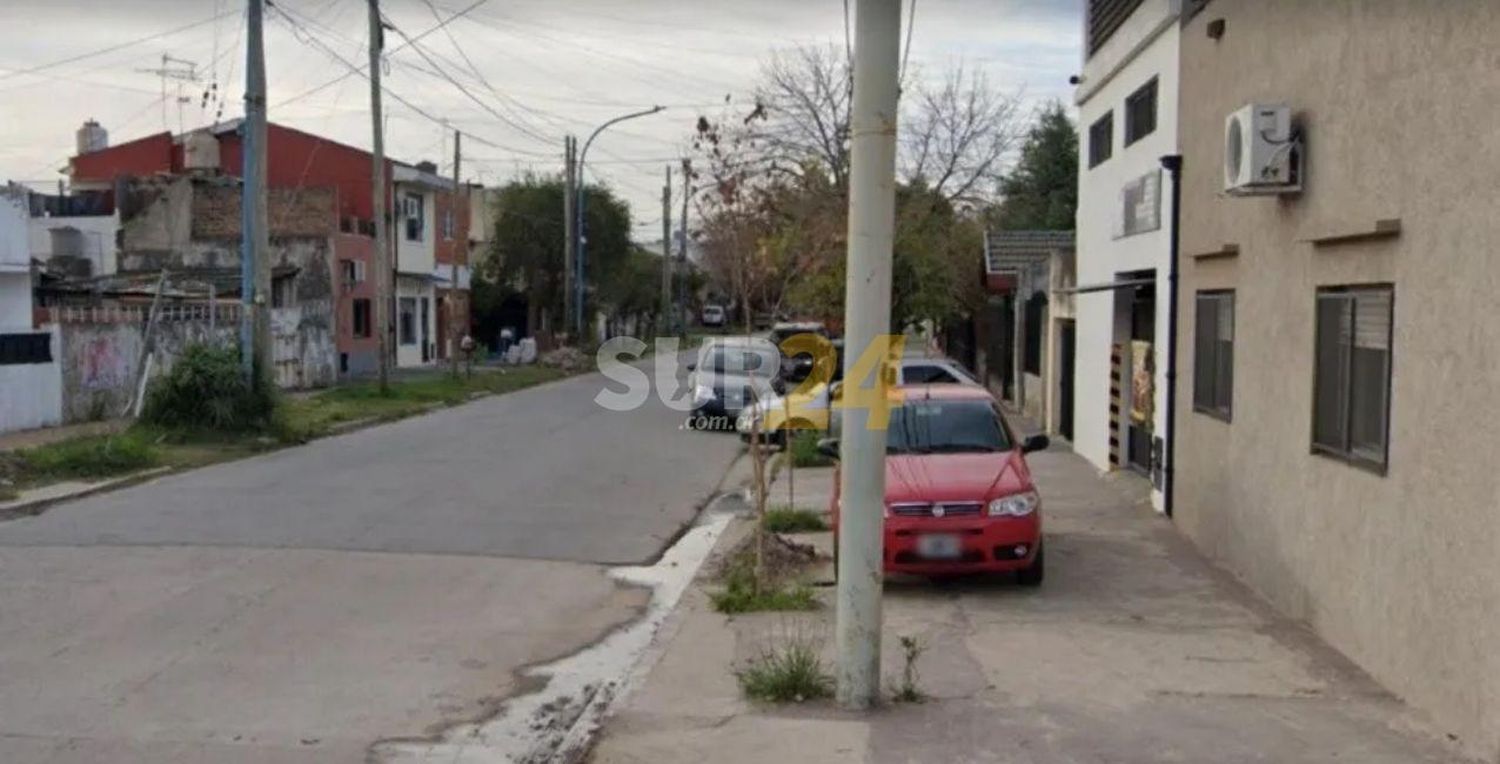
[1126,284,1156,474]
[420,297,431,363]
[1059,321,1076,441]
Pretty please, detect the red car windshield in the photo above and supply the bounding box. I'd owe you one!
[886,400,1011,454]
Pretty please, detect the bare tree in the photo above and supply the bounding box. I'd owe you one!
[752,45,853,189]
[902,64,1025,207]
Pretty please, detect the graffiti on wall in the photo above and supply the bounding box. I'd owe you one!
[81,336,130,390]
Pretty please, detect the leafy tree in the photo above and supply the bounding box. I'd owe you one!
[480,174,631,338]
[990,102,1078,231]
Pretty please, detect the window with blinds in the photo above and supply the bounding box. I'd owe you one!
[1312,286,1393,472]
[1193,291,1233,420]
[1088,0,1147,56]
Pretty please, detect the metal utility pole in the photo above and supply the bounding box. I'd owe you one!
[368,0,391,392]
[450,129,462,378]
[563,135,575,338]
[661,165,672,336]
[678,158,690,338]
[576,106,665,338]
[241,0,271,386]
[835,0,902,710]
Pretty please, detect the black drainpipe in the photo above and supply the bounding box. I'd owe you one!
[1159,154,1183,519]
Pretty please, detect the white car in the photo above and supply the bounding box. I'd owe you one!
[737,355,978,443]
[701,304,726,328]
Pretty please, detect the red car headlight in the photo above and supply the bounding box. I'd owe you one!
[987,490,1039,517]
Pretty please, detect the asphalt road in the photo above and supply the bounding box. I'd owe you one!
[0,355,738,564]
[0,355,744,763]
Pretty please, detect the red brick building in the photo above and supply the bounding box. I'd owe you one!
[68,120,471,375]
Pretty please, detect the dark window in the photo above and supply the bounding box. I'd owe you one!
[404,193,425,242]
[270,274,295,309]
[1312,286,1393,472]
[1193,291,1234,420]
[399,297,417,345]
[1024,292,1047,374]
[1088,112,1114,168]
[886,399,1013,454]
[340,259,364,288]
[904,365,960,385]
[1087,0,1147,56]
[0,332,52,365]
[1124,78,1158,145]
[352,298,372,338]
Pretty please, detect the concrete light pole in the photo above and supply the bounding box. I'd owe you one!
[575,105,664,338]
[835,0,902,710]
[241,0,270,386]
[368,0,391,393]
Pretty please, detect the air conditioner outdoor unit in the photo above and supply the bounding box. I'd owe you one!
[1224,103,1300,195]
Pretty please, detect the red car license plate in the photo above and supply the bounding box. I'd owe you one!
[916,533,962,560]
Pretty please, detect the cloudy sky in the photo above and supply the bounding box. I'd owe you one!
[0,0,1080,238]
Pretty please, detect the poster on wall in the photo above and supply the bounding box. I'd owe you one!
[1114,170,1162,238]
[1131,339,1154,424]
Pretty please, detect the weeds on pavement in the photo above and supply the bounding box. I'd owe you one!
[736,634,834,703]
[787,430,834,469]
[890,635,928,703]
[711,542,819,614]
[762,506,828,533]
[711,558,818,613]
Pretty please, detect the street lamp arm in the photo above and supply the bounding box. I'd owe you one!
[574,105,666,338]
[579,105,665,168]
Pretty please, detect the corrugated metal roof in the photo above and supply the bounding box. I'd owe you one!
[984,230,1075,274]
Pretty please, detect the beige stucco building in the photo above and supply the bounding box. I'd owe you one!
[1173,1,1499,758]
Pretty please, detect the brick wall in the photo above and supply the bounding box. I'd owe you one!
[192,183,336,239]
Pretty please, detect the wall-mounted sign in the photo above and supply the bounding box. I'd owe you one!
[1115,170,1162,238]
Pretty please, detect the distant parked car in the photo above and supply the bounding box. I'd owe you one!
[688,337,779,428]
[701,304,726,328]
[736,351,977,444]
[824,384,1050,585]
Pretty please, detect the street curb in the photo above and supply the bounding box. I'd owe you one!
[0,466,174,521]
[0,370,584,524]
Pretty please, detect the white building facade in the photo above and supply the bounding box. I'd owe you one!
[392,165,443,368]
[0,188,62,433]
[1072,0,1180,510]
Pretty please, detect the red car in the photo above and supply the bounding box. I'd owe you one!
[825,385,1049,585]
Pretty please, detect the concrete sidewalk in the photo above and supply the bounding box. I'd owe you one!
[589,447,1468,763]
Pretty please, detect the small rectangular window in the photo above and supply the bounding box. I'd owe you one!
[1124,77,1158,146]
[404,193,425,242]
[352,298,372,338]
[1312,286,1393,472]
[399,297,417,345]
[1088,112,1113,168]
[1193,291,1234,420]
[0,332,52,365]
[340,259,364,287]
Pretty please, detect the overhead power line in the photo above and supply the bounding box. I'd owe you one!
[0,10,238,82]
[272,0,490,109]
[267,4,513,153]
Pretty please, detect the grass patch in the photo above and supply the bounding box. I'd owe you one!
[787,430,834,468]
[8,366,571,497]
[15,430,160,482]
[762,506,828,533]
[711,548,819,614]
[737,636,834,703]
[281,366,565,439]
